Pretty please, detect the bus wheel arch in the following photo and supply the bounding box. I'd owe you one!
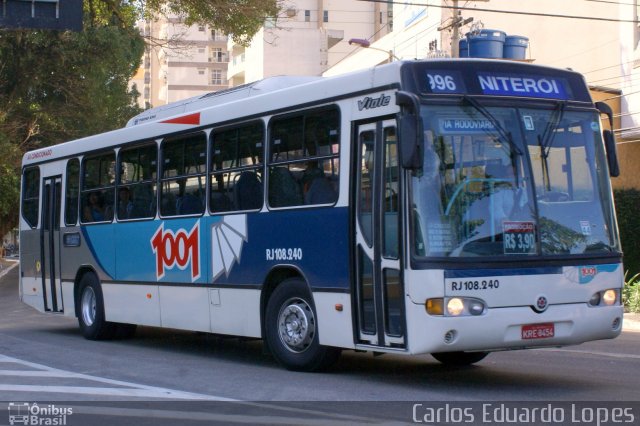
[263,273,340,371]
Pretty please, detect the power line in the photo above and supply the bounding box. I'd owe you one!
[602,89,640,101]
[584,0,637,6]
[582,58,640,75]
[357,0,640,23]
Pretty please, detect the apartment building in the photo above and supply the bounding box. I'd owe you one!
[131,18,230,108]
[227,0,391,86]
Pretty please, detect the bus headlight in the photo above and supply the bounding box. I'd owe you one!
[426,297,486,316]
[588,289,619,307]
[447,298,464,316]
[602,289,618,306]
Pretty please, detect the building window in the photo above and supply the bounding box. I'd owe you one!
[210,47,224,62]
[198,47,205,54]
[305,10,310,22]
[211,30,227,41]
[198,68,205,75]
[211,69,224,85]
[323,10,328,23]
[198,25,205,32]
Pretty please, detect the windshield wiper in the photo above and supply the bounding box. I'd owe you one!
[538,101,566,191]
[463,95,522,156]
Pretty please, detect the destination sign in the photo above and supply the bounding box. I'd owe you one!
[477,72,570,100]
[439,118,496,134]
[425,71,465,94]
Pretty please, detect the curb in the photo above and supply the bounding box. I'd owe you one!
[623,313,640,333]
[0,261,19,280]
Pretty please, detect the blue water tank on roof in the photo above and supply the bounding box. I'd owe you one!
[468,29,506,59]
[503,35,529,60]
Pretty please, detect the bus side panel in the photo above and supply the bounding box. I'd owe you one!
[20,228,45,312]
[159,286,212,332]
[102,283,161,327]
[208,288,262,337]
[314,292,355,348]
[216,208,351,290]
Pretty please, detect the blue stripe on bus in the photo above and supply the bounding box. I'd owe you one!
[444,267,563,279]
[81,207,350,290]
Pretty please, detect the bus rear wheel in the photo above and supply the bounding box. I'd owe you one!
[431,351,489,366]
[77,272,117,340]
[265,278,340,371]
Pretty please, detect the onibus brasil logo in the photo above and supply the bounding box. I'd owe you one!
[8,403,72,425]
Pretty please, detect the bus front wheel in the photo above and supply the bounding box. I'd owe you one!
[265,278,340,371]
[431,351,489,366]
[77,273,116,340]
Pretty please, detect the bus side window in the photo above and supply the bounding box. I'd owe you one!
[65,159,80,226]
[22,167,40,228]
[118,143,157,220]
[81,152,115,224]
[160,133,206,217]
[210,122,264,214]
[268,107,340,208]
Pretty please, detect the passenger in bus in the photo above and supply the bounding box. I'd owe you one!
[117,187,135,219]
[83,191,106,222]
[302,162,337,204]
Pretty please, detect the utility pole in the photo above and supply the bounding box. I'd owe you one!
[438,0,481,57]
[451,0,460,58]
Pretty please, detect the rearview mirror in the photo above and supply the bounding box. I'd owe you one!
[396,91,424,169]
[603,130,619,177]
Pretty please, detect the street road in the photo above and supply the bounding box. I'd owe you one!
[1,264,639,424]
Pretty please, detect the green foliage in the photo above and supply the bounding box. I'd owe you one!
[623,273,640,313]
[613,189,640,278]
[0,0,281,236]
[144,0,281,46]
[0,1,145,236]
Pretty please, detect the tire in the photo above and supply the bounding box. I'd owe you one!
[431,351,489,366]
[77,272,117,340]
[265,278,341,371]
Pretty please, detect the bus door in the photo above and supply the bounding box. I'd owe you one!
[354,120,406,349]
[40,176,64,313]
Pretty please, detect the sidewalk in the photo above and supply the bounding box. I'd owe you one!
[623,313,640,332]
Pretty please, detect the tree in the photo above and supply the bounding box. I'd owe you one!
[0,2,144,238]
[142,0,281,46]
[0,0,282,239]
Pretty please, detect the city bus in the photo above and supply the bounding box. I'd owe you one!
[19,59,624,371]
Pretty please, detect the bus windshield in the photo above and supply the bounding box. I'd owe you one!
[412,103,619,258]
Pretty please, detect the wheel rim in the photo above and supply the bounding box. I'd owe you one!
[277,297,316,353]
[81,286,97,327]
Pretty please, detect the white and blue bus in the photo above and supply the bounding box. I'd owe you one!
[20,59,624,371]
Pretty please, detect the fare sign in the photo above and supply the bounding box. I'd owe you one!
[503,221,536,255]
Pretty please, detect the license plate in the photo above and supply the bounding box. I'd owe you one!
[521,323,555,340]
